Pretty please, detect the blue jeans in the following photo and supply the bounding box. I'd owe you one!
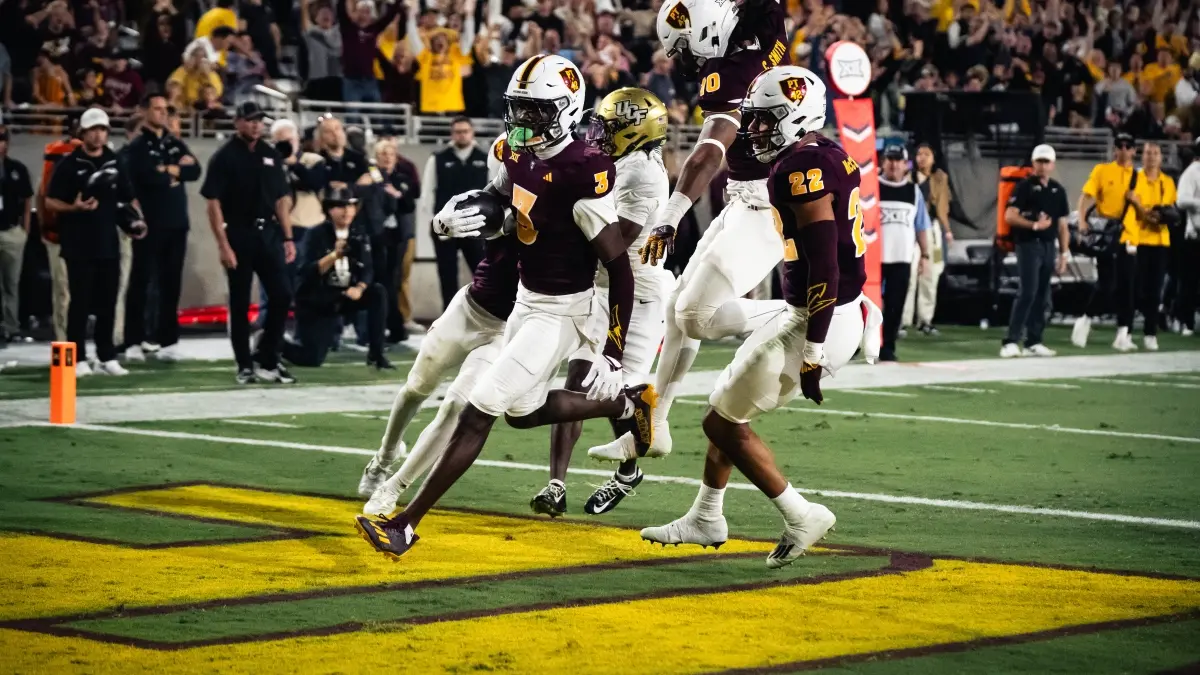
[1005,238,1056,347]
[342,77,381,103]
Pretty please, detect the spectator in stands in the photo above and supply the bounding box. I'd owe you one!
[143,8,187,88]
[0,42,13,109]
[225,31,271,104]
[1000,144,1069,359]
[75,65,105,107]
[421,115,487,312]
[301,0,344,101]
[196,0,238,39]
[1097,61,1139,126]
[124,93,200,363]
[32,52,75,107]
[0,126,34,344]
[408,0,476,115]
[169,45,224,110]
[240,0,283,79]
[641,50,675,108]
[102,52,146,111]
[1118,142,1177,352]
[904,143,951,337]
[1143,49,1182,105]
[339,0,403,104]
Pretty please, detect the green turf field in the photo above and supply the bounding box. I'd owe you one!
[1,331,1199,673]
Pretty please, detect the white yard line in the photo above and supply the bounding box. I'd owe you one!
[838,389,916,398]
[1004,381,1081,390]
[1150,373,1200,382]
[675,399,1200,444]
[40,423,1200,531]
[922,385,997,394]
[221,419,302,429]
[1088,377,1200,390]
[342,413,388,420]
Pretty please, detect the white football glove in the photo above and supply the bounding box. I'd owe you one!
[432,191,486,239]
[581,354,624,401]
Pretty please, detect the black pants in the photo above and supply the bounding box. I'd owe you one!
[1175,238,1200,330]
[125,227,188,348]
[1085,251,1118,319]
[284,283,387,366]
[881,262,911,356]
[433,234,484,311]
[381,229,409,338]
[226,226,292,371]
[1119,245,1169,335]
[66,257,120,362]
[1005,238,1055,347]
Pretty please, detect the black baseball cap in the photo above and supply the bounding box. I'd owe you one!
[882,145,908,161]
[323,186,358,208]
[235,101,267,121]
[1114,132,1135,148]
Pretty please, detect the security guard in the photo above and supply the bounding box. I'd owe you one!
[44,107,147,377]
[1117,141,1178,352]
[284,186,392,369]
[1073,131,1137,347]
[0,125,34,344]
[420,115,487,310]
[201,101,297,385]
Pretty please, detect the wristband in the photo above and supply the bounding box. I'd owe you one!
[284,237,293,242]
[802,340,824,364]
[657,192,694,231]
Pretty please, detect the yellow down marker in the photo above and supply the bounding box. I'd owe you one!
[0,485,771,620]
[2,559,1198,673]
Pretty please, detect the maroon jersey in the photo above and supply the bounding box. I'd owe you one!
[495,138,617,295]
[696,0,788,182]
[768,136,867,309]
[468,236,520,320]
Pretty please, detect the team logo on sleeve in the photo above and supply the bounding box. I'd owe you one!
[493,139,506,162]
[560,67,582,94]
[665,2,690,28]
[780,77,808,103]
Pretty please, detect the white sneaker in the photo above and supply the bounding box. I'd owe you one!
[1169,319,1182,334]
[75,361,93,378]
[999,342,1023,358]
[765,503,837,569]
[364,480,405,516]
[1183,327,1195,337]
[1071,316,1091,348]
[1113,328,1138,352]
[140,341,161,354]
[97,360,129,376]
[1024,343,1056,357]
[357,445,404,497]
[1144,335,1159,351]
[124,345,145,362]
[155,344,182,362]
[404,321,426,335]
[640,513,728,549]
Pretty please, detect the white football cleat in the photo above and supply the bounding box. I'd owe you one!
[155,344,182,362]
[124,345,145,362]
[640,514,728,549]
[1144,335,1159,351]
[75,361,93,378]
[1113,328,1138,352]
[1183,327,1195,337]
[97,360,129,376]
[1070,315,1091,347]
[765,503,836,569]
[363,480,405,516]
[140,341,161,353]
[357,446,403,497]
[646,415,672,458]
[999,342,1023,358]
[1024,343,1056,357]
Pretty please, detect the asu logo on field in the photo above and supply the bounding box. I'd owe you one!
[560,67,581,94]
[780,76,808,103]
[665,2,690,29]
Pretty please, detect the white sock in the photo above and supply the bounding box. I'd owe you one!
[654,316,700,422]
[688,484,725,520]
[375,385,429,465]
[391,397,463,488]
[771,484,811,530]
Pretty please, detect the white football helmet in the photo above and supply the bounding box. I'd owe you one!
[504,54,586,151]
[740,65,828,162]
[656,0,740,73]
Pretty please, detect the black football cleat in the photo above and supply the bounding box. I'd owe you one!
[584,468,643,515]
[530,479,566,518]
[624,384,658,456]
[354,512,419,561]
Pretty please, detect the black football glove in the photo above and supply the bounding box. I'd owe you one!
[639,224,676,265]
[799,361,824,405]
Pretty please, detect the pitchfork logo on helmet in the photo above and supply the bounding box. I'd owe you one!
[656,0,739,75]
[740,65,828,162]
[504,54,586,151]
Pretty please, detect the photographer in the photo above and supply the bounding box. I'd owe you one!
[44,108,147,377]
[1118,142,1178,352]
[284,187,393,369]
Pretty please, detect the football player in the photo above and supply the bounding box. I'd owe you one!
[641,66,882,568]
[533,87,674,517]
[357,136,515,514]
[355,55,657,558]
[590,0,790,462]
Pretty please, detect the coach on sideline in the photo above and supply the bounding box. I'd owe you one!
[1000,144,1070,359]
[201,101,296,385]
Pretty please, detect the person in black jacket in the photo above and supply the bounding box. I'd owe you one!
[360,138,420,342]
[284,186,393,369]
[44,107,147,377]
[125,92,201,363]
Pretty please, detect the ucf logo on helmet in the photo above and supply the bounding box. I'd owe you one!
[614,99,648,124]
